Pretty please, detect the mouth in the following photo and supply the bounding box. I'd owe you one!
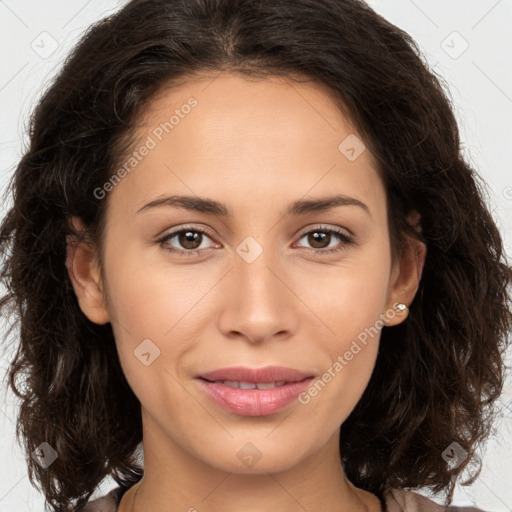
[195,368,315,416]
[196,365,314,384]
[199,378,296,389]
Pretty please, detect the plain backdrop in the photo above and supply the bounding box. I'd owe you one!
[0,1,511,511]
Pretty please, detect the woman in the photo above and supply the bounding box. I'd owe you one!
[1,1,510,511]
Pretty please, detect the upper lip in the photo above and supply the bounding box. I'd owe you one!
[197,366,314,383]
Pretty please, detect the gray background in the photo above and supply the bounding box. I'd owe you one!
[0,1,511,510]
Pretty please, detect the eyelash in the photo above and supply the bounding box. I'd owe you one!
[157,224,354,257]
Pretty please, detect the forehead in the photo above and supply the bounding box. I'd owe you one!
[108,72,385,217]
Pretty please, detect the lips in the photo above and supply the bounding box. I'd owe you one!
[195,366,315,416]
[197,365,314,384]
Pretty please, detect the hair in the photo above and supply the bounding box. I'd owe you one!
[0,0,511,510]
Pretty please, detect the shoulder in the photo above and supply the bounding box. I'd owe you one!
[80,486,125,512]
[385,488,488,512]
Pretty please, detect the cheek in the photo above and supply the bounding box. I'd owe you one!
[307,235,392,338]
[298,239,391,420]
[102,242,218,396]
[103,237,195,336]
[304,306,383,429]
[104,266,193,417]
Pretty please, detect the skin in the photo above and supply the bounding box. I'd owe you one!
[67,72,426,512]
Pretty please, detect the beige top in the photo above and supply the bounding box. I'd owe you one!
[81,486,486,511]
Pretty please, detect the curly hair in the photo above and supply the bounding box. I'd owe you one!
[1,0,511,510]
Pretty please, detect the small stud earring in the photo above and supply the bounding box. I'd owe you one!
[396,303,408,314]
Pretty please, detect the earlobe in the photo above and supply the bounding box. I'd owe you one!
[66,217,110,325]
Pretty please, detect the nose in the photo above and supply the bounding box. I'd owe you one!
[216,238,298,345]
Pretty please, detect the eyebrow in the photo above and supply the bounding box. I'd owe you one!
[136,194,371,217]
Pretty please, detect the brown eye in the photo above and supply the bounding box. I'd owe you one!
[157,226,218,256]
[295,226,354,255]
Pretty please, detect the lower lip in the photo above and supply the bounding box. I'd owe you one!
[196,377,314,416]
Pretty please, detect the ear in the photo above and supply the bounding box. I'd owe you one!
[382,211,426,327]
[66,217,110,325]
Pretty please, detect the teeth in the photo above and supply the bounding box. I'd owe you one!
[213,380,288,389]
[255,382,277,389]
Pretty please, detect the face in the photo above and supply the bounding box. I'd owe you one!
[68,72,424,475]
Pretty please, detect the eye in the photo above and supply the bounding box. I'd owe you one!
[157,226,218,256]
[294,225,354,255]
